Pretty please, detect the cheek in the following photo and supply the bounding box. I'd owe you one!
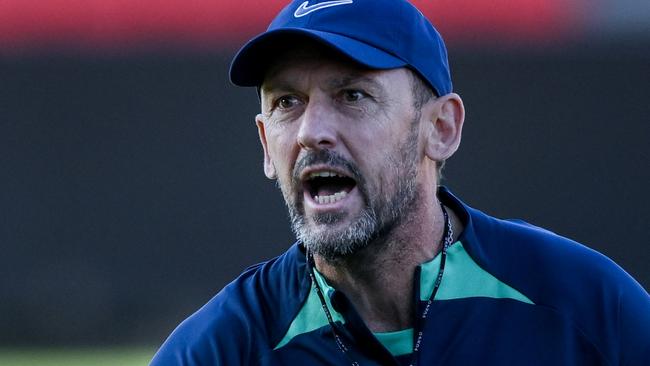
[353,130,414,192]
[267,127,299,177]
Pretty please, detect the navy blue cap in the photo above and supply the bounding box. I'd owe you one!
[229,0,452,96]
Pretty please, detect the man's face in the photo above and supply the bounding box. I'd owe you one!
[256,48,427,261]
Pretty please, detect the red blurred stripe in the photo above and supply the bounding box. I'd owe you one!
[0,0,585,52]
[0,0,288,51]
[414,0,585,43]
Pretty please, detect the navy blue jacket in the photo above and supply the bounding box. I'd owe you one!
[151,188,650,365]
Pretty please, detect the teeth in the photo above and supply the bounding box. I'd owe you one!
[308,171,342,179]
[315,191,348,205]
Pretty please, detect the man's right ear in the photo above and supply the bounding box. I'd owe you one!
[255,114,277,179]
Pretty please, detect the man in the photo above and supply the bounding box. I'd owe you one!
[151,0,650,365]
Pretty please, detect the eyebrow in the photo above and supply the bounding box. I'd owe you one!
[260,79,296,95]
[325,74,382,90]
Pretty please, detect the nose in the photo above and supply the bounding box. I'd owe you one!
[297,98,337,151]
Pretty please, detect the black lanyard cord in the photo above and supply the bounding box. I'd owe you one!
[306,205,453,366]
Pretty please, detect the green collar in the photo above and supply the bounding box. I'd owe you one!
[275,241,533,355]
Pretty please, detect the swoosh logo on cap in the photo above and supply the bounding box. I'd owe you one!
[294,0,353,18]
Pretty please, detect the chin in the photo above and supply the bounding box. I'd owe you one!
[299,218,378,261]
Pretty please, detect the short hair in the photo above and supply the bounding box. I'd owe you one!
[408,69,436,110]
[407,70,446,178]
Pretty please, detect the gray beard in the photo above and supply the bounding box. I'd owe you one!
[289,202,379,261]
[283,122,420,262]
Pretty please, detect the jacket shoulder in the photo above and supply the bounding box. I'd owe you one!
[465,207,650,364]
[150,244,310,366]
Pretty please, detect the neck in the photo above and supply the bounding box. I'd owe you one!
[313,194,462,332]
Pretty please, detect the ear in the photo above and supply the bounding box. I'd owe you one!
[423,93,465,163]
[255,114,277,179]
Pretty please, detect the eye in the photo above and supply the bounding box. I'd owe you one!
[341,89,367,103]
[275,95,302,110]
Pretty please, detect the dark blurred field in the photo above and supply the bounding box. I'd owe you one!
[0,348,154,366]
[2,44,648,348]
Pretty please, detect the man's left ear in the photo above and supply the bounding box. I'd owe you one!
[423,93,465,162]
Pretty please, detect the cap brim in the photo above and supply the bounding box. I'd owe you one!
[229,28,407,87]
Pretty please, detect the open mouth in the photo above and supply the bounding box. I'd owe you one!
[303,170,357,205]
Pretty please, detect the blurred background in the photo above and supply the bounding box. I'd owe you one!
[1,0,649,364]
